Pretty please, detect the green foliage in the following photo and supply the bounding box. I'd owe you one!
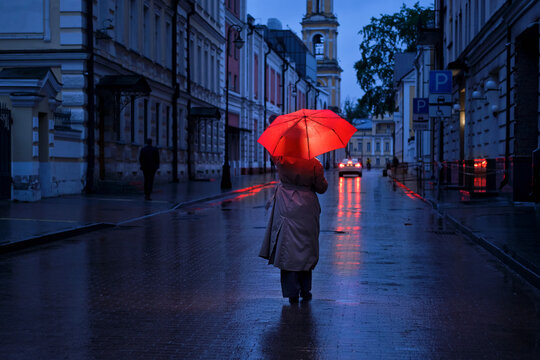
[354,2,434,116]
[343,97,370,121]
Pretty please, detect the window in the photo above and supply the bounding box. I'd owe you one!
[166,21,172,68]
[143,99,148,141]
[270,68,275,104]
[385,142,390,152]
[254,54,259,99]
[143,5,150,57]
[376,142,380,152]
[197,45,202,84]
[204,50,209,88]
[115,0,124,44]
[210,55,215,92]
[265,65,269,101]
[129,0,138,50]
[358,140,362,151]
[367,142,371,151]
[178,31,184,74]
[155,13,161,63]
[313,34,324,60]
[277,74,281,106]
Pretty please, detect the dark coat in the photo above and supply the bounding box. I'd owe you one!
[259,156,328,271]
[139,145,160,172]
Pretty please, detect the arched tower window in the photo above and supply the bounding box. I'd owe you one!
[313,34,324,60]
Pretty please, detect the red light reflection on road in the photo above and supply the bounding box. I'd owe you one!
[394,180,423,200]
[334,176,362,273]
[186,181,278,210]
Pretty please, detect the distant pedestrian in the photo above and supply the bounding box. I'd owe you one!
[259,156,328,304]
[139,138,160,200]
[392,156,399,176]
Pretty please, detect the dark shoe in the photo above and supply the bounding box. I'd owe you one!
[301,292,312,302]
[288,296,299,304]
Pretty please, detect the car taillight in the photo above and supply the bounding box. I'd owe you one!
[339,163,345,168]
[355,163,361,168]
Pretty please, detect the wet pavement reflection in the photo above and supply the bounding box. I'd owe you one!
[1,172,540,359]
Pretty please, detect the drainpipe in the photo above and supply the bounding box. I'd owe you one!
[281,61,288,114]
[263,46,271,173]
[85,0,95,193]
[186,2,195,180]
[171,0,179,182]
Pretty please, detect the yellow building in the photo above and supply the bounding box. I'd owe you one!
[301,0,342,111]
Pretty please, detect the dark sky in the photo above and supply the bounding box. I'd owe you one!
[247,0,434,108]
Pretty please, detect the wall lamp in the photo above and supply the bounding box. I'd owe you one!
[471,78,501,115]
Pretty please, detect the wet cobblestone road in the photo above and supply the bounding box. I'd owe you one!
[1,172,540,359]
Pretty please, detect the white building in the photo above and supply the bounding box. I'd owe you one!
[393,52,416,164]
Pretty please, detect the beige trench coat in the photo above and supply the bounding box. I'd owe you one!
[259,156,328,271]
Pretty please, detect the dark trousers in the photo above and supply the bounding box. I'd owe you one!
[143,170,156,197]
[280,270,312,298]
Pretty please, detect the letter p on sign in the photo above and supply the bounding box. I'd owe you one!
[429,70,452,94]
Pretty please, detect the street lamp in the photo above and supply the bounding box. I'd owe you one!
[221,24,244,189]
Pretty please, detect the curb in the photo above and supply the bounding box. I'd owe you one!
[444,213,540,290]
[390,176,540,290]
[0,223,115,254]
[1,181,276,253]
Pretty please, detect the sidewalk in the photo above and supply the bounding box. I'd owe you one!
[0,173,277,251]
[390,167,540,288]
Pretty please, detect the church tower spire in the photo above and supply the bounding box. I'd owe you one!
[302,0,342,110]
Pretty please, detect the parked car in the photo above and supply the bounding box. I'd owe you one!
[338,158,362,177]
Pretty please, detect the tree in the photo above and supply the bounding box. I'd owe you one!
[354,2,434,116]
[343,97,370,121]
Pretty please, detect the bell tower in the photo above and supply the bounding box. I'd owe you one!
[302,0,342,110]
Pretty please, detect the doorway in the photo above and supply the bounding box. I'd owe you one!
[513,25,539,201]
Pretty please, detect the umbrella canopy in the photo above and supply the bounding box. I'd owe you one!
[257,109,357,159]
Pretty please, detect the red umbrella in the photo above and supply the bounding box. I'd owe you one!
[257,109,357,159]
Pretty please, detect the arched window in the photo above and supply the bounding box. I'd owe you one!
[313,34,324,60]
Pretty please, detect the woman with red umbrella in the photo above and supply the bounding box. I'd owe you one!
[258,109,356,303]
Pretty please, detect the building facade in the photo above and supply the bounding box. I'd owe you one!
[350,117,394,168]
[393,52,417,165]
[0,0,89,201]
[0,0,330,201]
[435,0,539,201]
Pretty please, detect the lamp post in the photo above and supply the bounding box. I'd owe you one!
[221,24,244,189]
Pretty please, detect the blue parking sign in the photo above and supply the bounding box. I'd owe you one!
[429,70,452,93]
[413,98,429,114]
